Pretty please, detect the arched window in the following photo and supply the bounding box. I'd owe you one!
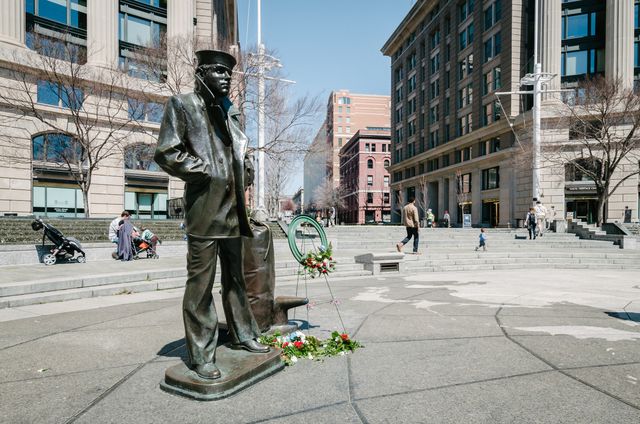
[384,159,390,168]
[367,159,374,169]
[565,158,602,182]
[32,133,83,164]
[124,144,160,171]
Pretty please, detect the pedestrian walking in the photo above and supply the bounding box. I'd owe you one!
[443,210,450,228]
[535,201,548,237]
[396,196,420,254]
[329,206,336,227]
[526,208,537,240]
[475,228,487,251]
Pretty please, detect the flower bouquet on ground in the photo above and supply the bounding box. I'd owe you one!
[300,243,336,278]
[259,330,363,366]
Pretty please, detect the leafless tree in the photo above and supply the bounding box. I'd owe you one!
[314,179,346,217]
[393,188,406,222]
[544,76,640,225]
[0,34,148,217]
[415,175,430,221]
[456,170,470,217]
[265,151,295,218]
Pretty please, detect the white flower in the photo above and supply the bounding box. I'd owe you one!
[339,351,346,356]
[307,353,313,360]
[290,355,298,363]
[334,337,340,342]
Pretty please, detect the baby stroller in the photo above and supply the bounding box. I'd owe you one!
[132,230,159,260]
[31,218,86,265]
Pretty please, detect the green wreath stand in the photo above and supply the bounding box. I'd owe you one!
[286,215,345,332]
[287,215,329,263]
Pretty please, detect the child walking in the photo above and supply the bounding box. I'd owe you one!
[475,228,487,251]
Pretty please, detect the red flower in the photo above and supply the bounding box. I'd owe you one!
[293,341,304,349]
[282,342,289,348]
[341,333,349,341]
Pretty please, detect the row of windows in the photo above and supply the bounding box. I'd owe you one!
[366,158,391,169]
[32,133,160,171]
[36,79,164,122]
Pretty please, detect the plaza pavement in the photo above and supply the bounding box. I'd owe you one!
[1,263,639,423]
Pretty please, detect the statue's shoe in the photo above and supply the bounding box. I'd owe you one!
[194,362,221,380]
[231,339,270,353]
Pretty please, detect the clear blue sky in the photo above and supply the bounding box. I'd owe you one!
[236,0,414,193]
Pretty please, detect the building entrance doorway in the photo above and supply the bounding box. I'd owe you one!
[482,200,499,227]
[566,199,598,224]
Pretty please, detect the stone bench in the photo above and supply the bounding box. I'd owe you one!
[354,252,405,275]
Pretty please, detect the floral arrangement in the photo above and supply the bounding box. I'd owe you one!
[300,243,336,278]
[259,330,362,366]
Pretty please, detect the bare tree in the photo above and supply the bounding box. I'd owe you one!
[415,175,430,222]
[314,179,346,216]
[265,152,295,218]
[545,76,640,225]
[456,170,470,218]
[0,34,148,217]
[393,188,406,222]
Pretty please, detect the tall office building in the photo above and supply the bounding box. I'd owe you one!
[325,90,391,188]
[0,0,237,218]
[382,0,639,226]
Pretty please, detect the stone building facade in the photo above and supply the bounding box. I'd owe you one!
[339,128,392,224]
[382,0,640,226]
[0,0,237,219]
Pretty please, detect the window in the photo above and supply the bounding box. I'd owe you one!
[367,193,374,204]
[457,83,473,108]
[384,159,390,167]
[562,12,601,40]
[457,113,473,136]
[565,159,601,182]
[429,130,440,148]
[367,175,373,186]
[371,143,376,152]
[383,192,390,203]
[459,23,474,50]
[429,105,439,123]
[124,143,160,171]
[37,81,84,111]
[430,53,441,74]
[367,159,374,169]
[561,49,604,76]
[483,0,501,30]
[384,175,389,186]
[408,52,417,70]
[482,167,500,190]
[430,80,440,99]
[482,101,501,126]
[128,99,164,122]
[32,133,83,164]
[459,0,474,23]
[458,172,472,193]
[395,66,404,83]
[338,96,351,105]
[118,0,167,79]
[483,32,501,62]
[408,74,417,92]
[26,0,88,62]
[458,53,474,80]
[430,29,441,50]
[479,137,501,155]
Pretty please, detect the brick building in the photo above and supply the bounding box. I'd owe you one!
[339,128,391,224]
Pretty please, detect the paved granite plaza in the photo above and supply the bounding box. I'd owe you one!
[1,267,639,423]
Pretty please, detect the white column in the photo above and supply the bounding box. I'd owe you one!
[606,0,634,89]
[540,0,561,91]
[87,0,118,68]
[0,0,25,47]
[168,0,194,39]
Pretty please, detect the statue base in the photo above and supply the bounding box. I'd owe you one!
[160,344,284,401]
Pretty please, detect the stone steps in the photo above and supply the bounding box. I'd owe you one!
[0,259,367,304]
